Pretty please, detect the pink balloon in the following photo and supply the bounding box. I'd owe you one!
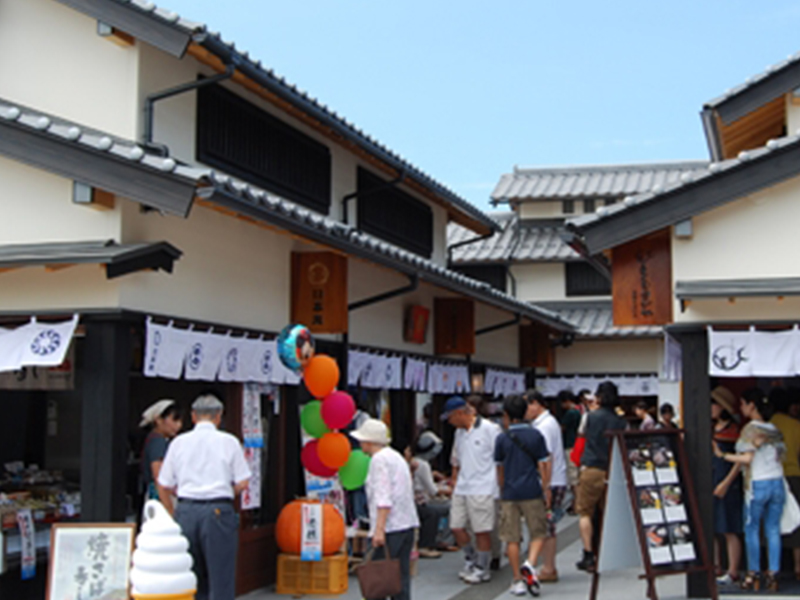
[321,391,356,430]
[301,440,337,478]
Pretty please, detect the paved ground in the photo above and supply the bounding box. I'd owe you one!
[238,515,719,600]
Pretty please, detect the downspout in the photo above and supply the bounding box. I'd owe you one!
[505,214,524,297]
[475,314,521,336]
[446,231,494,265]
[348,274,418,311]
[342,171,406,226]
[143,62,237,155]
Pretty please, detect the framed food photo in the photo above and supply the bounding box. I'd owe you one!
[46,523,136,600]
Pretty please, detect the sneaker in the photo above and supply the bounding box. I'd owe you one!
[458,561,476,580]
[520,561,540,596]
[575,553,596,572]
[510,580,528,596]
[716,572,738,585]
[463,567,491,584]
[418,548,442,559]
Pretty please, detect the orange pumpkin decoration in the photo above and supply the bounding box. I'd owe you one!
[275,499,345,556]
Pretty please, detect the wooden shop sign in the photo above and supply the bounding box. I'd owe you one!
[434,298,475,355]
[612,230,672,327]
[519,324,553,371]
[291,252,348,334]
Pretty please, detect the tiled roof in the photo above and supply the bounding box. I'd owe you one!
[705,50,800,111]
[80,0,496,233]
[447,213,578,264]
[568,134,800,231]
[492,161,709,203]
[0,98,574,333]
[537,302,662,339]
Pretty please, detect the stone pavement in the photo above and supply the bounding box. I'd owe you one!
[238,515,725,600]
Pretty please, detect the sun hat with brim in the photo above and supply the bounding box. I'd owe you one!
[351,418,390,445]
[139,399,176,427]
[415,431,443,461]
[711,386,736,415]
[440,396,468,421]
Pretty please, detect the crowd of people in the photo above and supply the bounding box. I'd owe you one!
[711,385,800,592]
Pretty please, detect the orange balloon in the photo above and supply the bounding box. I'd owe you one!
[304,354,340,399]
[318,432,351,469]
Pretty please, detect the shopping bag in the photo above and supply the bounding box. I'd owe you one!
[781,478,800,535]
[355,543,402,599]
[570,436,586,466]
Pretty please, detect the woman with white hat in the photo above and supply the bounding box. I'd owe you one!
[140,399,183,501]
[352,418,419,600]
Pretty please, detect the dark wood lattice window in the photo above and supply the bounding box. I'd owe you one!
[196,82,331,213]
[357,168,433,257]
[565,261,611,296]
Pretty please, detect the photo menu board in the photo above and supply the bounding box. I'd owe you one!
[626,435,697,567]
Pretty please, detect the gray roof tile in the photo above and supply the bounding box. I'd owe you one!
[492,160,709,203]
[537,301,662,339]
[448,213,578,264]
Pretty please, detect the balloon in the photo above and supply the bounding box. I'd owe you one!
[277,324,315,374]
[321,391,356,430]
[304,355,340,399]
[300,401,330,439]
[318,432,351,469]
[301,440,337,478]
[338,449,370,491]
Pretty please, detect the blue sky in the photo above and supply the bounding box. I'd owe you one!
[161,0,800,211]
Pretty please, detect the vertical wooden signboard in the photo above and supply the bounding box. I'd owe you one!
[291,252,348,334]
[434,298,475,355]
[519,324,554,371]
[612,229,673,327]
[591,430,716,600]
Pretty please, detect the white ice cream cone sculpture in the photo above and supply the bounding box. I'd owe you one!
[130,500,197,600]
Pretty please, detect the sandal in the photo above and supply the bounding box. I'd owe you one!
[740,572,760,591]
[763,572,778,592]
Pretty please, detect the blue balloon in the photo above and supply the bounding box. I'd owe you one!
[277,324,315,373]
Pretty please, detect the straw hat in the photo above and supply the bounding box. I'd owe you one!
[351,419,390,445]
[711,386,736,415]
[139,399,176,427]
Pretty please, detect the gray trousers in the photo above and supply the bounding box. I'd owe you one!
[368,528,415,600]
[174,500,239,600]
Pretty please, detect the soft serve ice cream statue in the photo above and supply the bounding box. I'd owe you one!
[130,500,197,599]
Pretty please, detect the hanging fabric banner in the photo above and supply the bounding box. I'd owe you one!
[144,320,190,380]
[663,333,682,383]
[383,355,403,390]
[183,329,225,381]
[16,509,36,580]
[751,327,797,377]
[485,368,526,398]
[404,357,427,391]
[536,374,660,397]
[348,350,368,386]
[0,315,79,373]
[708,327,753,377]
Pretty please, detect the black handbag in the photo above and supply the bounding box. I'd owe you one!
[355,543,402,599]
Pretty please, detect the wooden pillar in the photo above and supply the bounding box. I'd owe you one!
[678,329,712,599]
[80,320,131,522]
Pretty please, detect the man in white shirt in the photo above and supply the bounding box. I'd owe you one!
[352,419,419,600]
[525,390,568,583]
[444,396,502,584]
[158,394,251,600]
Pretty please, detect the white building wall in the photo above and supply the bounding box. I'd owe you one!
[138,43,451,266]
[513,263,565,301]
[672,174,800,323]
[555,339,663,374]
[0,0,139,138]
[518,202,564,220]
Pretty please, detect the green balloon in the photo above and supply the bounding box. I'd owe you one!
[339,449,370,491]
[301,401,330,439]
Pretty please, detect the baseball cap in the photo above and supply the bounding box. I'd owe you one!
[440,396,467,420]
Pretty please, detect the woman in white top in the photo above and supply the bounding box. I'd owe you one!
[352,419,419,600]
[715,387,786,592]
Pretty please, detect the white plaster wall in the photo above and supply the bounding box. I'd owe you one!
[518,202,564,219]
[554,338,662,374]
[786,96,800,136]
[672,174,800,322]
[119,201,293,331]
[0,265,119,312]
[0,0,139,138]
[513,263,565,301]
[471,304,519,367]
[0,155,123,243]
[138,44,451,265]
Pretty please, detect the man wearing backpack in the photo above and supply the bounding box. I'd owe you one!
[495,396,551,596]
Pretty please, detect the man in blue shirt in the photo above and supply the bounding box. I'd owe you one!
[495,396,550,597]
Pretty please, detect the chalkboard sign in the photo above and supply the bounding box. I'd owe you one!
[590,430,717,600]
[46,523,136,600]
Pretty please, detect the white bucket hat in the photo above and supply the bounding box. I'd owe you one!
[139,399,176,427]
[351,418,390,445]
